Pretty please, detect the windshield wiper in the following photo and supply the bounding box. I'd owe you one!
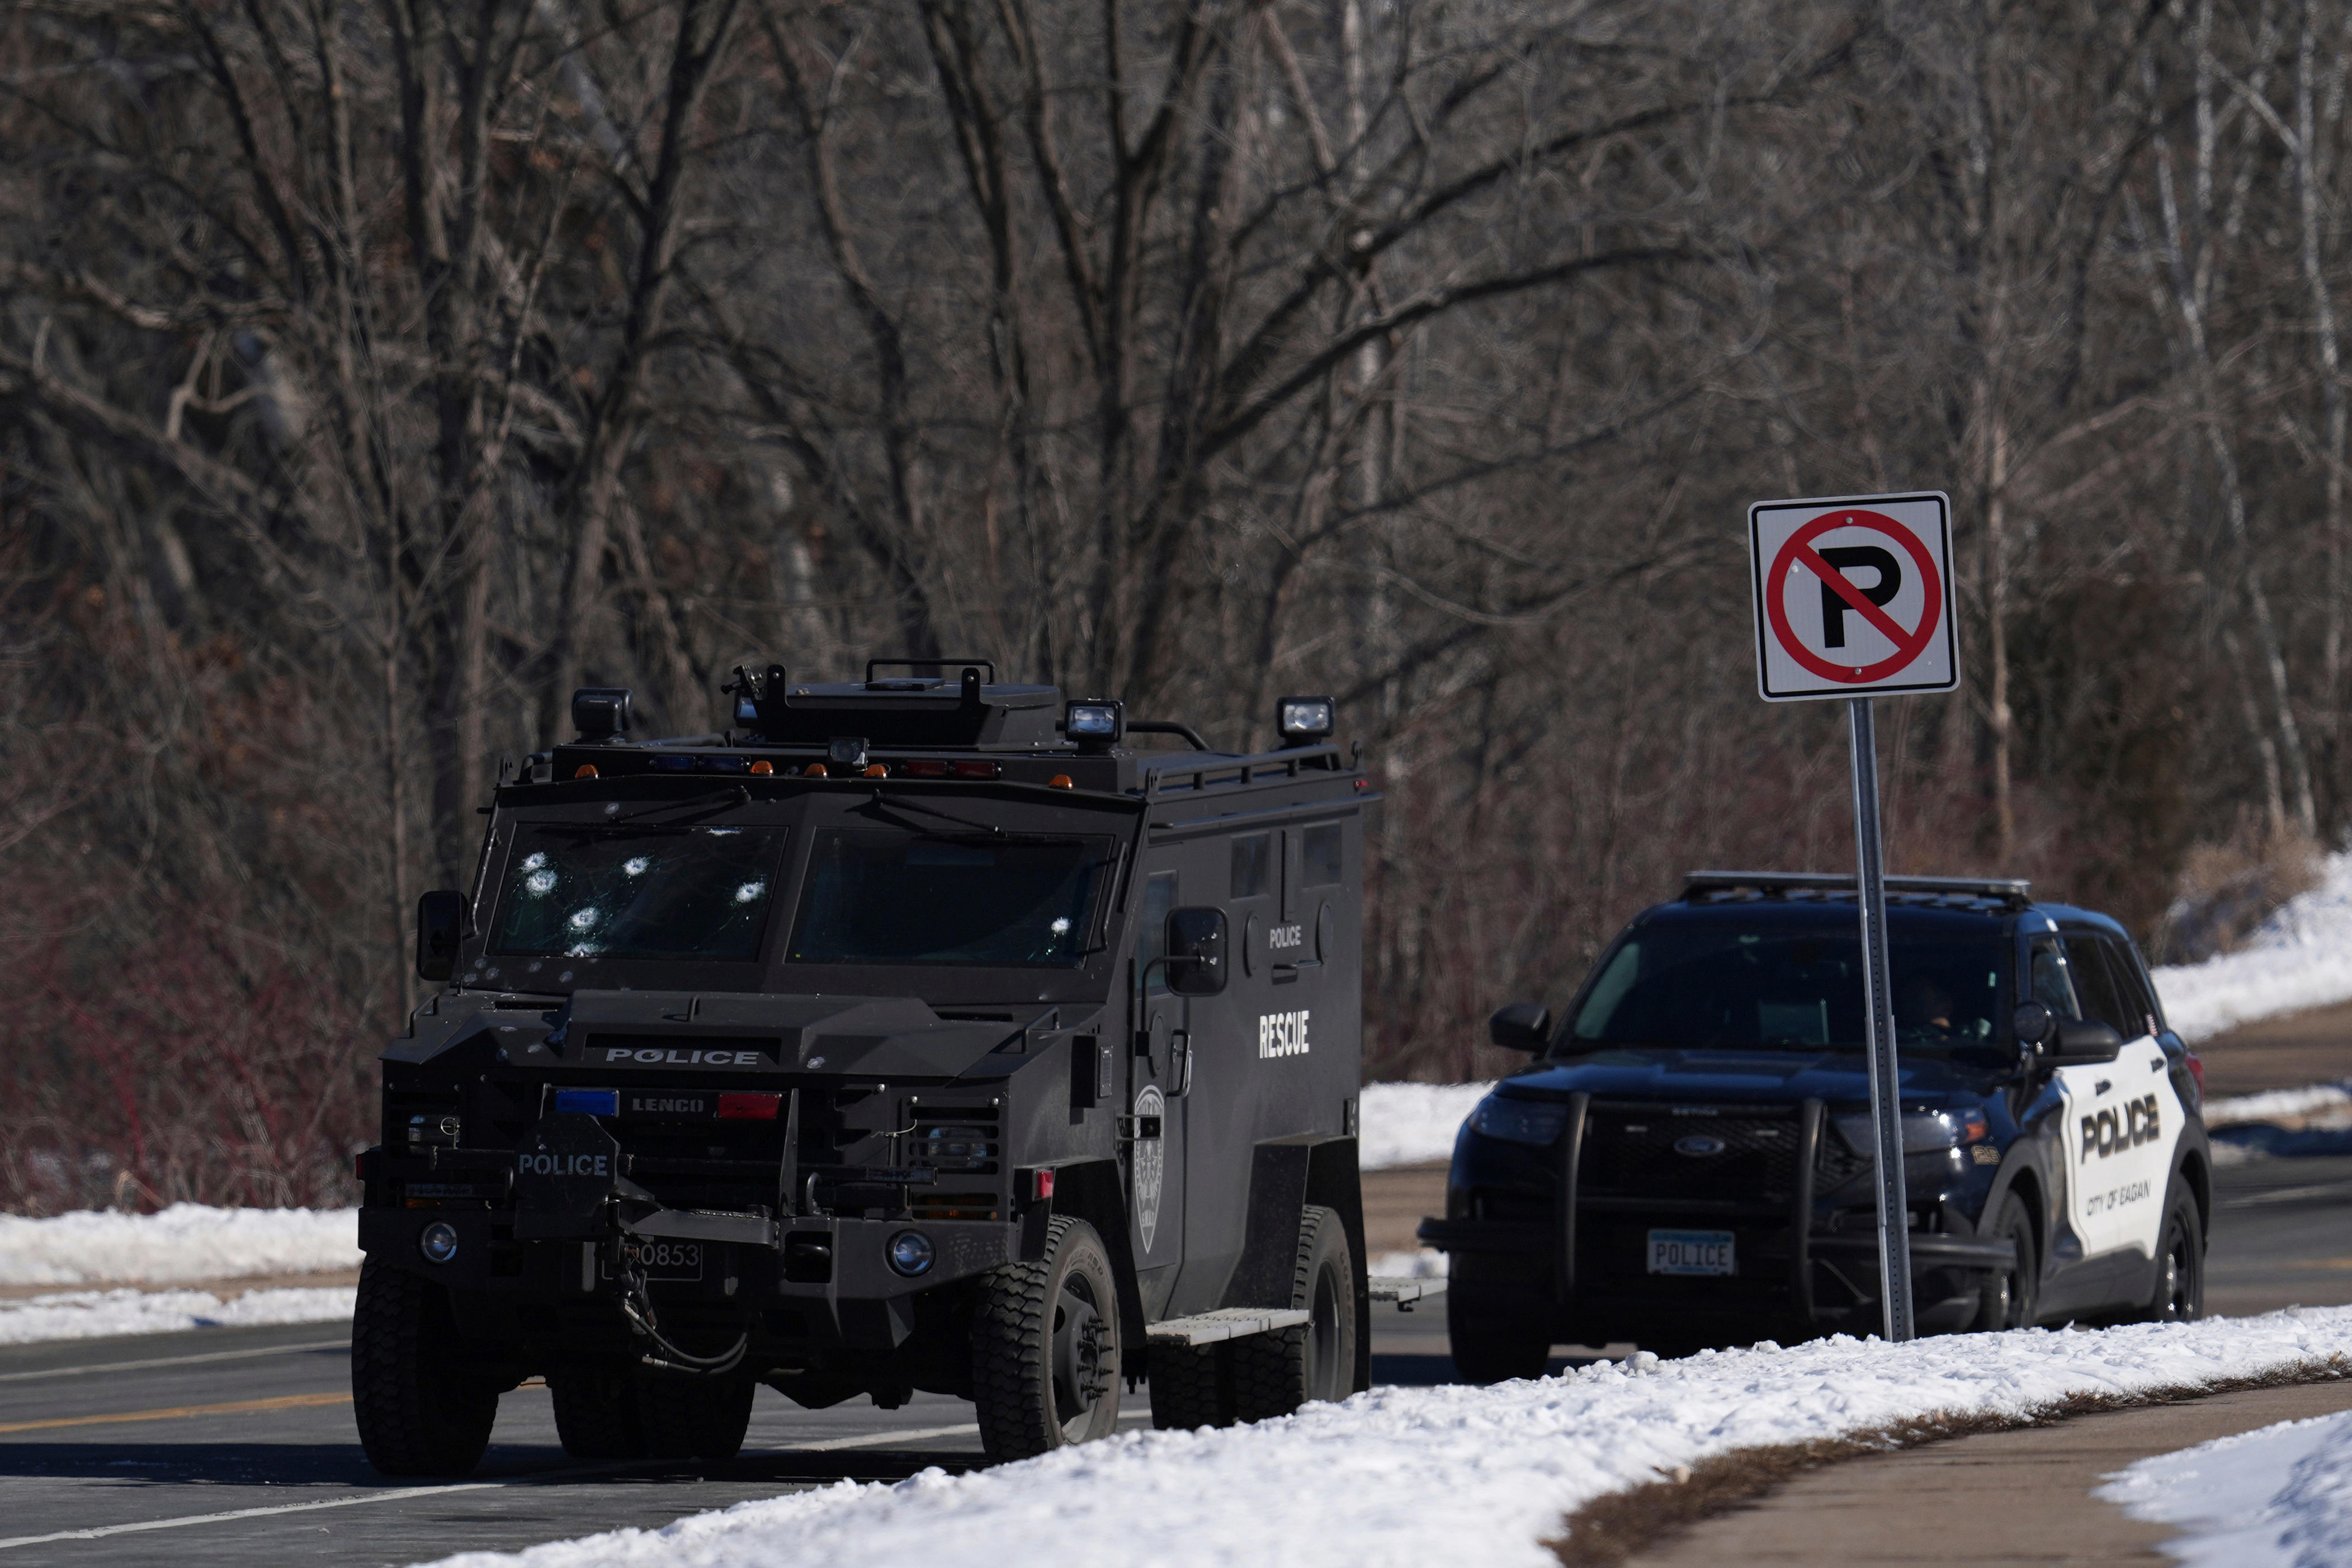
[852,792,1070,843]
[608,785,750,824]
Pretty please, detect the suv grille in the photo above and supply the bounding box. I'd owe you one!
[1580,1106,1801,1202]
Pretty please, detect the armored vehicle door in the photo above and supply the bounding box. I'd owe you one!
[1126,870,1187,1295]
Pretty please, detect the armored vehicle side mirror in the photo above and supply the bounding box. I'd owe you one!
[1164,908,1228,996]
[1489,1002,1551,1052]
[2011,1000,2055,1052]
[415,890,465,981]
[2051,1017,2125,1064]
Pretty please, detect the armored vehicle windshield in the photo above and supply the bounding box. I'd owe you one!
[489,824,786,961]
[787,828,1115,967]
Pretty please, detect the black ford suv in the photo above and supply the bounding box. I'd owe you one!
[1419,871,2211,1377]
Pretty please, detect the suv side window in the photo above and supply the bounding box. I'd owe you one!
[2099,937,2162,1038]
[2029,939,2080,1019]
[2062,934,2129,1032]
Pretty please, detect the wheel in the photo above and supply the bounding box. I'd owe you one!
[549,1365,648,1459]
[1148,1340,1236,1430]
[1445,1253,1553,1383]
[1968,1192,2041,1333]
[635,1371,755,1462]
[2134,1183,2204,1323]
[350,1258,498,1477]
[1233,1206,1359,1421]
[971,1215,1123,1461]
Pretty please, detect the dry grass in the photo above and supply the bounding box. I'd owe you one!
[1545,1359,2351,1567]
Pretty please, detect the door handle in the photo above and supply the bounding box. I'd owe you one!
[1170,1030,1193,1097]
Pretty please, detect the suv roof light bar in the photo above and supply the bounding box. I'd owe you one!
[1682,870,2032,908]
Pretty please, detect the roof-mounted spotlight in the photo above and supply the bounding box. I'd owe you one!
[827,736,869,771]
[1276,695,1335,748]
[573,687,633,742]
[1064,698,1125,753]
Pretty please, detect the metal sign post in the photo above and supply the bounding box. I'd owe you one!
[1749,491,1958,1345]
[1845,696,1912,1341]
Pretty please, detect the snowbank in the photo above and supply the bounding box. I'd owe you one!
[1357,1081,1489,1169]
[421,1308,2352,1568]
[2152,851,2352,1043]
[2205,1083,2352,1128]
[0,1286,355,1344]
[2097,1406,2352,1567]
[0,1202,360,1287]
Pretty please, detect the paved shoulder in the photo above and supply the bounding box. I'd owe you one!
[1622,1378,2352,1568]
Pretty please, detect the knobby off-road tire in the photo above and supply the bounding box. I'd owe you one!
[635,1369,755,1462]
[2134,1182,2205,1323]
[1968,1192,2041,1333]
[1446,1251,1553,1384]
[549,1366,648,1460]
[1233,1206,1359,1421]
[1148,1340,1236,1430]
[971,1215,1122,1461]
[351,1258,498,1477]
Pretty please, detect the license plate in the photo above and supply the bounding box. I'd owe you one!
[1647,1229,1735,1276]
[606,1239,703,1281]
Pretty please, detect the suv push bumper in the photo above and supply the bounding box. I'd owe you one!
[1415,1217,2011,1273]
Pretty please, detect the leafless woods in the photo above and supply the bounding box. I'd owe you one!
[1,0,2346,1206]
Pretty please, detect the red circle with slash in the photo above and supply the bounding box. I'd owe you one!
[1764,509,1943,685]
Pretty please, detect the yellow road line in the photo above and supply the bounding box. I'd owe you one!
[0,1391,351,1434]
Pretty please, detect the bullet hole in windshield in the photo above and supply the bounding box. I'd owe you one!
[525,870,556,895]
[1051,917,1072,936]
[735,881,764,904]
[624,857,650,876]
[567,908,601,931]
[522,852,548,870]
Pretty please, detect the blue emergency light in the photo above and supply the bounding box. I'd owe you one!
[554,1089,618,1117]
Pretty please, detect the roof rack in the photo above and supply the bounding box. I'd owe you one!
[1682,870,2032,909]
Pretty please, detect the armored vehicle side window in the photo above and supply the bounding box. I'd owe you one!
[1140,871,1176,993]
[2061,935,2129,1032]
[1302,823,1343,887]
[1230,834,1271,900]
[1564,923,2008,1056]
[2028,939,2081,1019]
[490,825,786,961]
[788,830,1113,967]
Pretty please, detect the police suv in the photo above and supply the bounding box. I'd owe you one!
[1419,871,2211,1377]
[353,666,1394,1475]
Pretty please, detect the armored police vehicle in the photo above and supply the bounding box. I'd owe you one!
[353,666,1379,1475]
[1421,871,2211,1377]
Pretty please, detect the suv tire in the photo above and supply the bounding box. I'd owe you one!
[1446,1253,1553,1383]
[1968,1193,2040,1333]
[2134,1182,2204,1323]
[351,1259,498,1477]
[1148,1342,1236,1430]
[1232,1206,1359,1421]
[636,1371,755,1462]
[550,1365,648,1459]
[971,1215,1122,1460]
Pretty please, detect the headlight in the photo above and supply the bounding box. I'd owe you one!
[1834,1109,1990,1155]
[887,1230,934,1276]
[1468,1096,1569,1147]
[419,1221,459,1264]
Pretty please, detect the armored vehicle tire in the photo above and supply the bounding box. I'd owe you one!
[2133,1183,2204,1323]
[971,1215,1122,1461]
[1445,1255,1553,1384]
[1149,1342,1236,1430]
[549,1366,649,1459]
[1968,1193,2040,1333]
[636,1370,755,1462]
[351,1259,498,1477]
[1232,1206,1359,1421]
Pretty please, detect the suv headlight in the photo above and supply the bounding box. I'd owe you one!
[1834,1109,1990,1155]
[1469,1096,1569,1147]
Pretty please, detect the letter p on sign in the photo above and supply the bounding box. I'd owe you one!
[1748,492,1960,701]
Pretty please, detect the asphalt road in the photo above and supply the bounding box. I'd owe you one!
[0,1154,2341,1567]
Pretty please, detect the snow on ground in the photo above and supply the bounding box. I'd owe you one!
[2152,850,2352,1043]
[0,1286,354,1345]
[423,1308,2352,1568]
[2098,1405,2352,1567]
[2205,1083,2352,1128]
[1357,1080,1489,1169]
[0,1202,360,1288]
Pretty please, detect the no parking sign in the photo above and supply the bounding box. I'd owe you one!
[1749,492,1958,701]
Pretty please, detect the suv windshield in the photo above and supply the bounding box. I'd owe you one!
[789,829,1112,967]
[489,825,786,961]
[1564,920,2009,1057]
